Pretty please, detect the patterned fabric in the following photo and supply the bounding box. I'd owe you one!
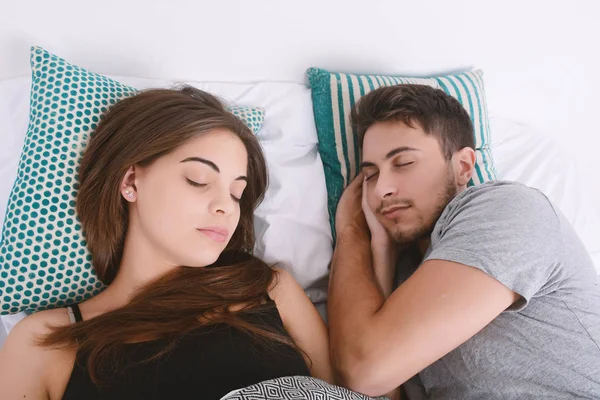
[229,106,266,136]
[307,67,497,238]
[0,46,265,315]
[221,376,389,400]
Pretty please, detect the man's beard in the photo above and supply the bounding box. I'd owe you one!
[388,170,458,246]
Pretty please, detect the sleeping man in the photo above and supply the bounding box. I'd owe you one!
[327,84,600,399]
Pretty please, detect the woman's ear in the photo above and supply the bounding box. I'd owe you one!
[120,166,138,202]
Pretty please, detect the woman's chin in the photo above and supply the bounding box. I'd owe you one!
[184,253,221,268]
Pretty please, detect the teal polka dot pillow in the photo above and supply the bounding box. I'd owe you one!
[0,46,266,315]
[229,106,265,135]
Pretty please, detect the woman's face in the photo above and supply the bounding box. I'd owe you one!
[123,129,249,268]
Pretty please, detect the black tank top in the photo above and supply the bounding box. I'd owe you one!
[62,301,310,399]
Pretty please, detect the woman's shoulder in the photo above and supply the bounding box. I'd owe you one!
[0,307,75,398]
[266,268,316,324]
[265,268,334,383]
[9,307,72,340]
[267,268,303,304]
[1,308,74,367]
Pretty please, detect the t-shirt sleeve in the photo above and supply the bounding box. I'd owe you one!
[425,182,563,310]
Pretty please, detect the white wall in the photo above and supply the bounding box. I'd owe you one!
[1,0,599,201]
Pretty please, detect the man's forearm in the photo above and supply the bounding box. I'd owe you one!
[328,226,386,377]
[371,244,397,298]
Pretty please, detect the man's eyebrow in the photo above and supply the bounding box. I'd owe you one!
[360,146,420,169]
[359,161,377,170]
[385,146,420,159]
[180,157,220,173]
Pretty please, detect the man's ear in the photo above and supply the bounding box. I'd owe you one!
[453,147,476,187]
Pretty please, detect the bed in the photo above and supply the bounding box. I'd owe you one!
[1,2,599,398]
[1,72,599,341]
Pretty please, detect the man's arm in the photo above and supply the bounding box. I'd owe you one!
[327,174,386,387]
[328,224,384,382]
[328,177,519,397]
[330,253,518,396]
[370,244,397,298]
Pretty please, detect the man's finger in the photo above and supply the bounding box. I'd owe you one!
[362,177,368,207]
[347,172,364,190]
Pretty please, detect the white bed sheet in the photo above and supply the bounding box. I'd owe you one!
[490,115,600,271]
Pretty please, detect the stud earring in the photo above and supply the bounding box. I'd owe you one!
[124,189,134,199]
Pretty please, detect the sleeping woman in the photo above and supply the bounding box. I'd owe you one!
[0,86,332,399]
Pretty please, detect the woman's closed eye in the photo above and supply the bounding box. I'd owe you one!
[186,178,207,188]
[188,178,243,203]
[230,186,246,203]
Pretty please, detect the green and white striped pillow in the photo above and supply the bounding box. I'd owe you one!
[307,68,497,238]
[0,46,266,315]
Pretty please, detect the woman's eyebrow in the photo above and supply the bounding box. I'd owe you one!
[181,157,247,182]
[180,157,219,172]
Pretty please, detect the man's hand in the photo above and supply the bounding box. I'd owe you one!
[361,177,398,297]
[335,173,369,240]
[361,176,392,250]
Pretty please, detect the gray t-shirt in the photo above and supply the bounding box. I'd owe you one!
[398,181,600,399]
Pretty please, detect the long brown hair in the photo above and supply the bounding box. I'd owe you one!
[40,87,294,383]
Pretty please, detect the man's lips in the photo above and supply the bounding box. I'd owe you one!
[380,205,410,219]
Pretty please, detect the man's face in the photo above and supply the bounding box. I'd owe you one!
[361,120,459,246]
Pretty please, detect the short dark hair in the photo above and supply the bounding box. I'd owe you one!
[351,84,474,159]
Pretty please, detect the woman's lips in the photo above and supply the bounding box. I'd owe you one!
[197,227,228,243]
